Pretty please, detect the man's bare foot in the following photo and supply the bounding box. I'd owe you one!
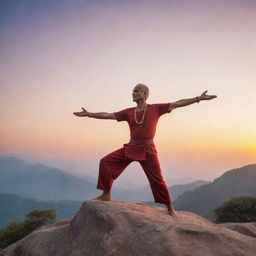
[166,203,178,218]
[93,191,111,201]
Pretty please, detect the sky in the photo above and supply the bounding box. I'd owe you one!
[0,0,255,188]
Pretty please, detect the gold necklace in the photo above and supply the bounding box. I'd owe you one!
[134,104,148,124]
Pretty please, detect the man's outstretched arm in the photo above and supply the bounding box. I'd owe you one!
[73,107,116,120]
[169,90,217,111]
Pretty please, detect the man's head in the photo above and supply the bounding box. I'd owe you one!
[132,83,149,102]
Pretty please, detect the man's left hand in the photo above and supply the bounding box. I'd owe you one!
[199,90,217,101]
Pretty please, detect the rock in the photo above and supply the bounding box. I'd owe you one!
[219,222,256,238]
[2,200,256,256]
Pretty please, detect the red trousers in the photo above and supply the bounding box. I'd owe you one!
[96,146,172,205]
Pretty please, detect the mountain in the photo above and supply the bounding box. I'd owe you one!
[0,156,99,201]
[0,192,82,228]
[2,200,256,255]
[0,156,182,203]
[142,179,209,206]
[169,180,209,201]
[0,156,156,202]
[174,164,256,220]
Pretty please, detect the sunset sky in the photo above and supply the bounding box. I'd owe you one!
[1,0,255,188]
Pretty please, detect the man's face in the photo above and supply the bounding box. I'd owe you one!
[132,86,145,102]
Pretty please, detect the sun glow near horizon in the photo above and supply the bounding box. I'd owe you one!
[1,0,256,182]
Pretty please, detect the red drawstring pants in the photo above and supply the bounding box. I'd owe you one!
[96,146,172,205]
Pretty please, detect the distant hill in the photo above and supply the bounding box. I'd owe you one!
[0,156,160,202]
[174,164,256,221]
[142,179,209,206]
[0,156,99,201]
[0,156,210,204]
[169,180,209,201]
[0,192,82,228]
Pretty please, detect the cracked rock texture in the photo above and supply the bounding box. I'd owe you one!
[2,200,256,256]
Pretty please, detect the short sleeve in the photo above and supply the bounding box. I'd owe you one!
[156,103,172,116]
[114,108,129,122]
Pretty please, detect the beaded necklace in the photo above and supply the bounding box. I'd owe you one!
[134,104,148,125]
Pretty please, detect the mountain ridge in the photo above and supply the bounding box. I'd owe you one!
[174,163,256,220]
[0,192,82,228]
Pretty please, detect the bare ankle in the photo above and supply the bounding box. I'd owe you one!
[166,203,175,211]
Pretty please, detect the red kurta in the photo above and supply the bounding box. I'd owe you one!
[114,103,172,139]
[96,103,173,204]
[115,103,172,160]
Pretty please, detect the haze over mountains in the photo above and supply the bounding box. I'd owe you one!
[0,153,199,189]
[0,157,154,202]
[0,157,147,201]
[169,180,209,201]
[0,193,82,228]
[0,156,255,226]
[0,156,98,201]
[0,156,208,202]
[174,164,256,220]
[0,180,207,228]
[0,156,208,227]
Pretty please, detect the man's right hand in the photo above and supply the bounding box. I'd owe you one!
[73,107,88,117]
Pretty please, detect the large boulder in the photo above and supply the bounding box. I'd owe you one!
[2,200,256,256]
[220,222,256,238]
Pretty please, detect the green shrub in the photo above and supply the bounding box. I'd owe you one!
[0,221,27,248]
[0,209,57,248]
[214,196,256,223]
[24,209,57,230]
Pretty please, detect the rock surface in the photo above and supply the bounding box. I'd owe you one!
[2,200,256,256]
[220,222,256,238]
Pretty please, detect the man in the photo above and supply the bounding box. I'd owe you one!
[73,84,217,217]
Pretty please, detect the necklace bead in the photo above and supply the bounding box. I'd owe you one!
[134,104,148,124]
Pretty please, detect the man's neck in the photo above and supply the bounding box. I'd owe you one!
[136,101,147,110]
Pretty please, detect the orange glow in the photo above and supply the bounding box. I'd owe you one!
[1,0,256,181]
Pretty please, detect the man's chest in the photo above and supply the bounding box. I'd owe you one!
[127,108,158,127]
